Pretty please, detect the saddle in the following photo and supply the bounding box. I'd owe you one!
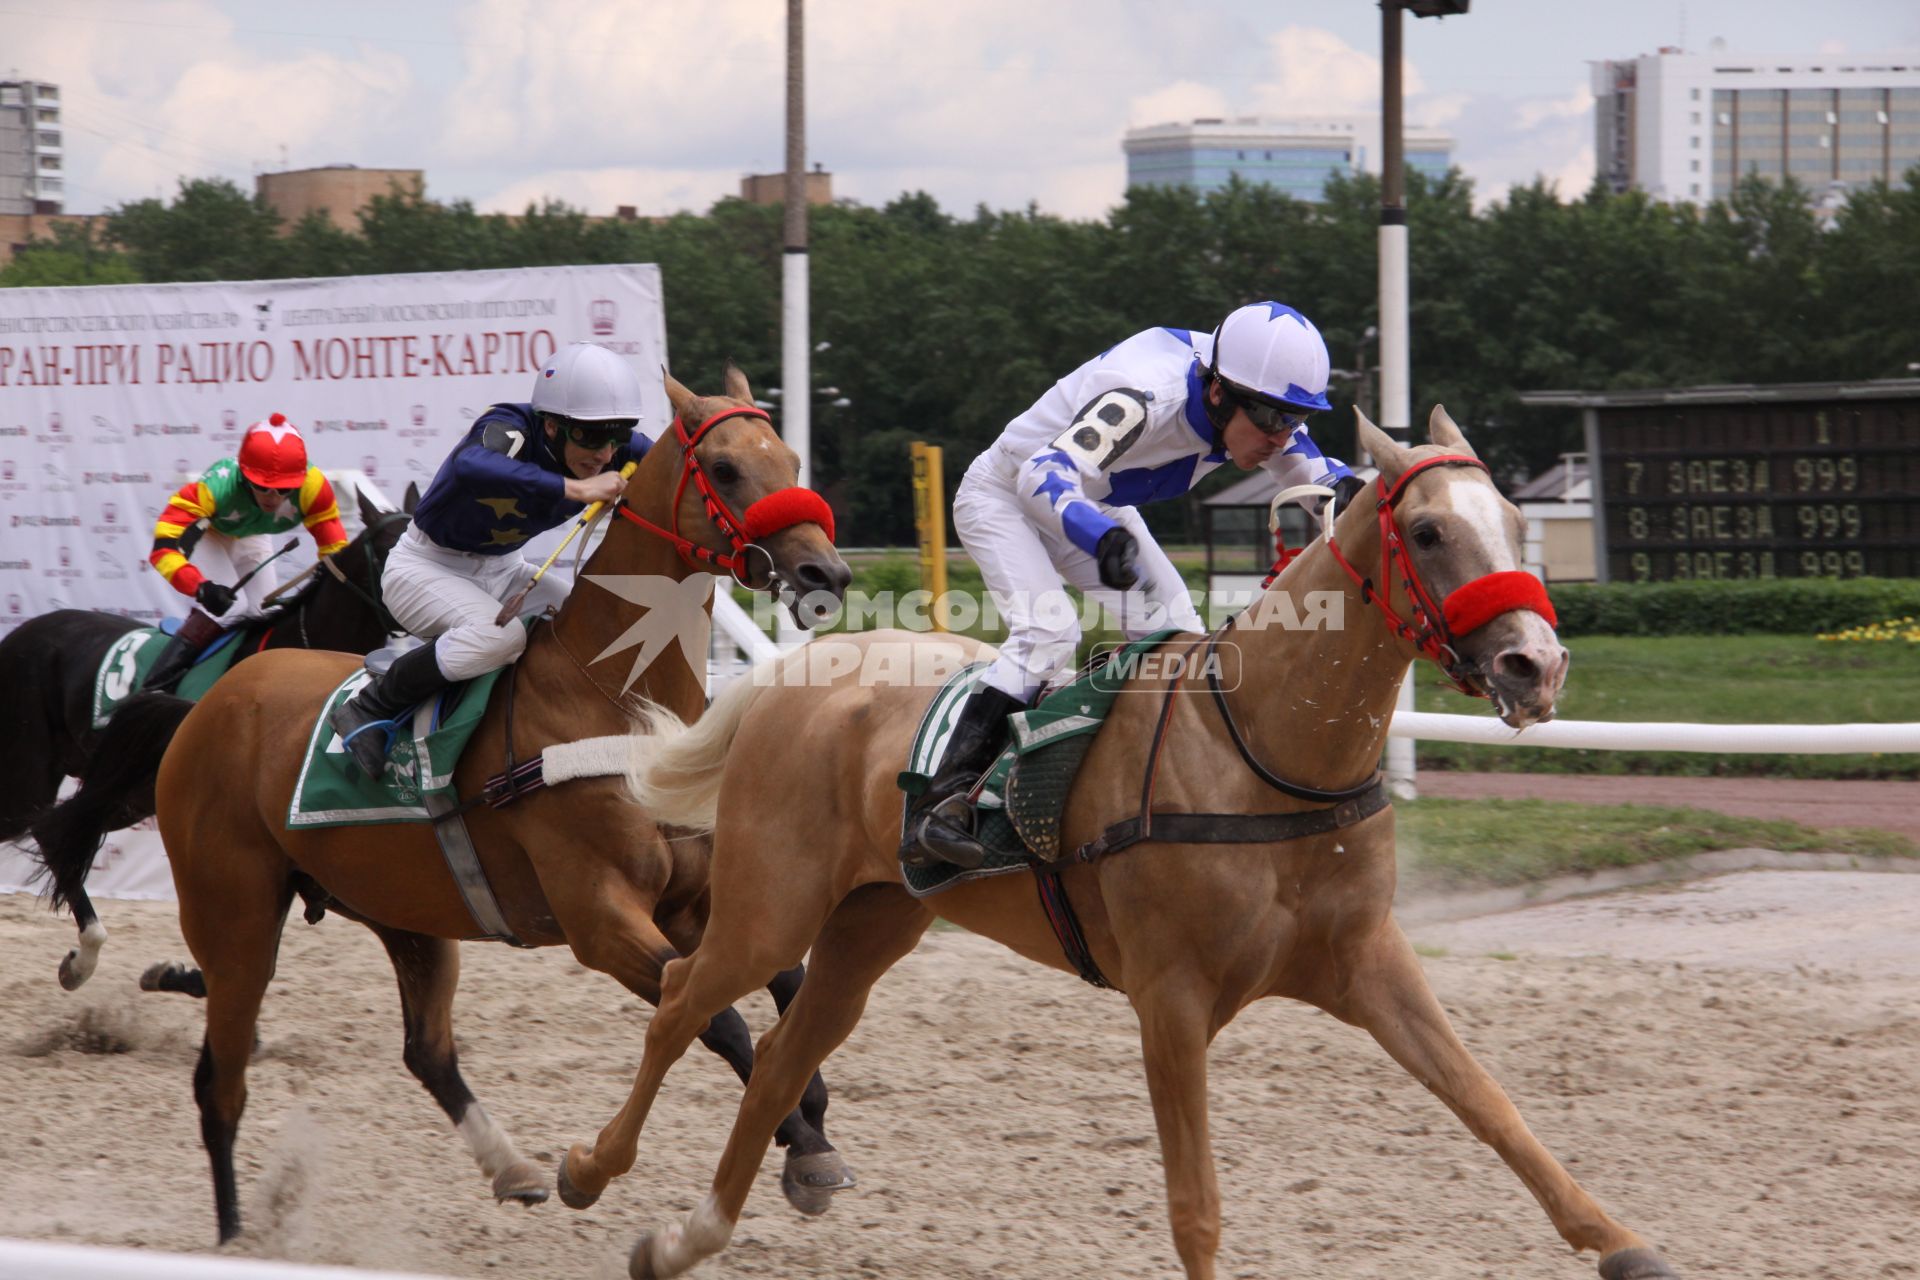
[896,631,1183,897]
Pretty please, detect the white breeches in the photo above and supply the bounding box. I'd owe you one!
[953,455,1204,701]
[380,527,540,682]
[192,532,279,623]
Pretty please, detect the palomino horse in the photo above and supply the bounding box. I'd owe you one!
[3,485,416,990]
[151,369,853,1243]
[573,408,1681,1280]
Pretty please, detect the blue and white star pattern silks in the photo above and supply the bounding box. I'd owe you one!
[1001,326,1352,556]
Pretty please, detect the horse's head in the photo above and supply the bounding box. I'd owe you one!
[1352,406,1568,728]
[657,366,850,626]
[344,481,416,596]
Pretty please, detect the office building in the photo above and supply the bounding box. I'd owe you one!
[1123,116,1453,203]
[1593,47,1920,206]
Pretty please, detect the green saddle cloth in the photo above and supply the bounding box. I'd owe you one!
[286,665,507,828]
[896,630,1182,897]
[91,625,249,728]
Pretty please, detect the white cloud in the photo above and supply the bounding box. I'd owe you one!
[1246,26,1417,117]
[10,1,414,208]
[1128,82,1233,130]
[1516,86,1595,132]
[479,167,740,217]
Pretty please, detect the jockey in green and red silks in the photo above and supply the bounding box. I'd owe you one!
[141,414,348,692]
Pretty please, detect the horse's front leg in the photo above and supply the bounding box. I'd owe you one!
[57,888,107,991]
[1327,918,1679,1278]
[1131,970,1224,1280]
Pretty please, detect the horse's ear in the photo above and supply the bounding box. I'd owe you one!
[356,483,381,530]
[403,481,421,514]
[721,360,752,403]
[664,369,697,420]
[1355,407,1410,482]
[1427,404,1479,458]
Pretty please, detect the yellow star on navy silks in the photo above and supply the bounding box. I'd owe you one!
[582,573,716,694]
[477,496,526,520]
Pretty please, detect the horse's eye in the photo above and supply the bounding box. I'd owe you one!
[710,460,740,484]
[1412,526,1442,551]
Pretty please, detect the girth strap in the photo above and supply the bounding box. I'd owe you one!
[1028,632,1394,993]
[1063,778,1391,868]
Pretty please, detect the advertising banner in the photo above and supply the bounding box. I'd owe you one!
[0,263,668,897]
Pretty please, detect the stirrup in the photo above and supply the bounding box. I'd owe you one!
[903,793,990,871]
[334,713,399,778]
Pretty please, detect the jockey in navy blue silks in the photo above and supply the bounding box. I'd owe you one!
[328,341,653,777]
[901,302,1365,871]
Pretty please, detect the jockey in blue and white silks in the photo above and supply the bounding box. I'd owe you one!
[902,301,1361,871]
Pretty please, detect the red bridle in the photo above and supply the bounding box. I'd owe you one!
[1322,454,1557,697]
[614,405,836,581]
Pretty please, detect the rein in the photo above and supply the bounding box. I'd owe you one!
[613,405,836,583]
[1322,454,1557,696]
[1032,455,1560,988]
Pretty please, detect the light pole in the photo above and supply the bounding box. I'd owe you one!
[1380,0,1466,798]
[781,0,809,645]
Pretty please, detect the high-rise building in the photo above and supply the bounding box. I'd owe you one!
[1593,47,1920,207]
[0,78,63,215]
[1123,116,1453,203]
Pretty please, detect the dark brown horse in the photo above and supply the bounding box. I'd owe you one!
[569,408,1680,1280]
[5,486,415,990]
[152,369,853,1242]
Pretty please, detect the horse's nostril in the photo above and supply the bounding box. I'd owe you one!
[1494,651,1539,684]
[793,560,849,596]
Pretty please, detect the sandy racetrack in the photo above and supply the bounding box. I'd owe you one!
[2,874,1917,1280]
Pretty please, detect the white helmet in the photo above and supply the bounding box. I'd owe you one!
[530,342,645,422]
[1210,302,1332,412]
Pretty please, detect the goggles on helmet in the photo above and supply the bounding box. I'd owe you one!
[1223,383,1309,436]
[559,419,634,451]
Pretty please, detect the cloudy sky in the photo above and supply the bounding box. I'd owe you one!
[10,0,1920,220]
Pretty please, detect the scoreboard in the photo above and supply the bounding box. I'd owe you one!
[1587,394,1920,583]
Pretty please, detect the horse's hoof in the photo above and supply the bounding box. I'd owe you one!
[556,1149,601,1211]
[628,1232,660,1280]
[1600,1246,1679,1280]
[140,961,188,992]
[58,950,88,991]
[780,1149,856,1217]
[492,1164,549,1206]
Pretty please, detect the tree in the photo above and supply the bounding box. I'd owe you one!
[106,178,286,281]
[0,220,140,286]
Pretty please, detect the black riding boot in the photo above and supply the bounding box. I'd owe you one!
[899,684,1025,871]
[140,609,226,692]
[326,639,453,779]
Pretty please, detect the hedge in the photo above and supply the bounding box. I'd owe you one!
[1545,578,1920,637]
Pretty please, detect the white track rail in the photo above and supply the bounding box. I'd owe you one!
[0,1239,451,1279]
[1391,712,1920,755]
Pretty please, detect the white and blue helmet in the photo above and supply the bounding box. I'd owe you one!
[1210,302,1333,413]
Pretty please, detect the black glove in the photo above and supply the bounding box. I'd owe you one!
[194,580,238,615]
[1328,474,1369,517]
[1096,528,1140,591]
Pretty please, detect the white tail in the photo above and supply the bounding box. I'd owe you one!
[625,665,770,832]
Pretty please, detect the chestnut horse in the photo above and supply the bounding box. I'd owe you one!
[575,408,1681,1280]
[152,369,854,1243]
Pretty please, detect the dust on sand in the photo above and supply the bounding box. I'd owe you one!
[2,872,1916,1279]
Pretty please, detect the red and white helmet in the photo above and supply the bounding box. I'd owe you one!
[238,413,310,488]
